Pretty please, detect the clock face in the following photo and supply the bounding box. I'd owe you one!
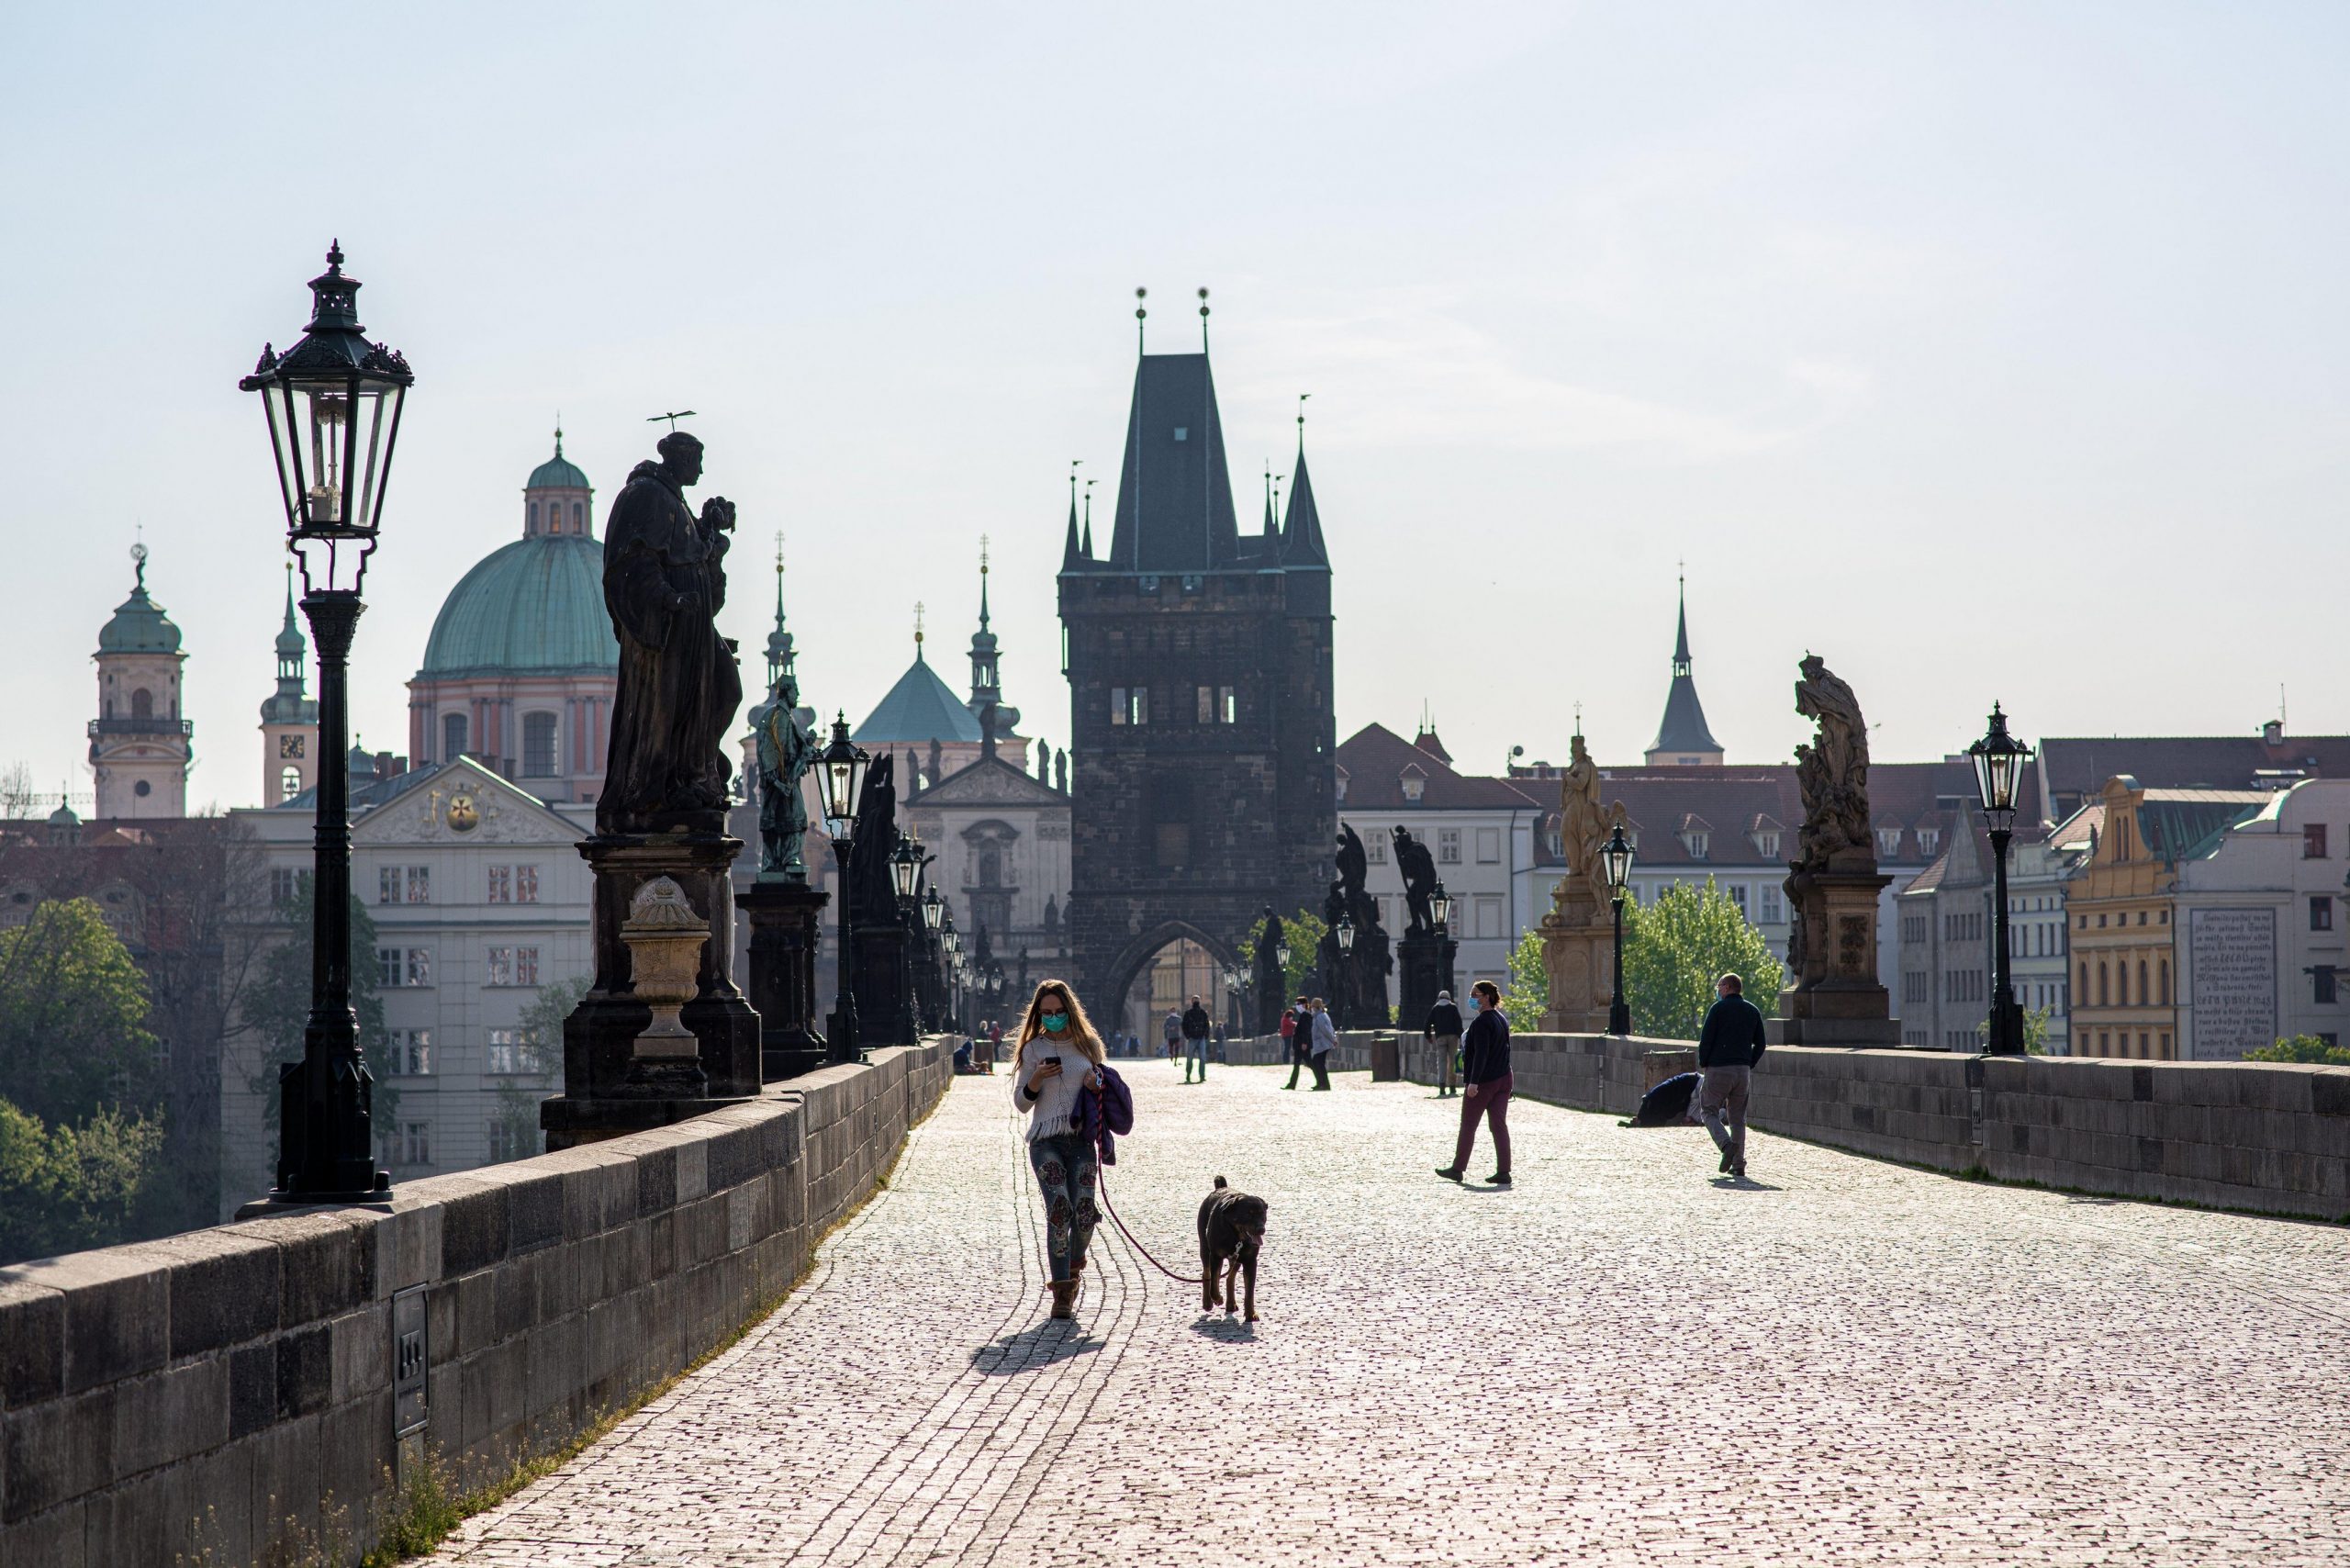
[278,734,307,758]
[446,793,480,834]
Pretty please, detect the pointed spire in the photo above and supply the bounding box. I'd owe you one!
[1261,464,1276,537]
[978,533,991,630]
[1673,565,1692,675]
[913,600,925,662]
[1062,486,1084,570]
[1647,569,1722,763]
[1080,479,1095,557]
[1280,443,1327,567]
[764,532,795,689]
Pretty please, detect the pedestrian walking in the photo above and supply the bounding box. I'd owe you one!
[1436,980,1511,1186]
[1010,980,1110,1320]
[1175,1001,1212,1086]
[1423,990,1463,1097]
[1282,997,1311,1089]
[1696,971,1769,1179]
[988,1019,1003,1070]
[1162,1007,1183,1065]
[1306,997,1336,1091]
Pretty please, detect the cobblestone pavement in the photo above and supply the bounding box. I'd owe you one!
[426,1065,2350,1566]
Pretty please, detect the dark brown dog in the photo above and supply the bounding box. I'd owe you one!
[1196,1176,1268,1320]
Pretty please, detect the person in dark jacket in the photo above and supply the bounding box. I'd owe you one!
[1423,991,1464,1098]
[1695,972,1769,1178]
[1436,980,1512,1186]
[1181,996,1213,1083]
[1283,997,1313,1090]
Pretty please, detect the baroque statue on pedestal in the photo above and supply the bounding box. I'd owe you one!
[754,673,817,879]
[1392,825,1438,936]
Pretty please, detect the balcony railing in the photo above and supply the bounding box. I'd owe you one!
[88,717,195,738]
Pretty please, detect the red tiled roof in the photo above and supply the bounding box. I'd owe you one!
[1335,723,1542,812]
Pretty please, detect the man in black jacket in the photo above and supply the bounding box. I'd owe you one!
[1181,996,1213,1083]
[1695,973,1769,1178]
[1423,991,1464,1098]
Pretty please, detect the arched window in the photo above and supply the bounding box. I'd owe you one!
[2078,960,2088,999]
[2098,962,2109,1006]
[2158,958,2170,1005]
[530,500,541,532]
[979,847,1002,888]
[521,711,559,777]
[2137,960,2148,1006]
[442,712,468,763]
[131,688,153,719]
[572,500,584,531]
[280,766,301,802]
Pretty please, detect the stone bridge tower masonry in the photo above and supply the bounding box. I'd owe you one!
[1058,333,1335,1013]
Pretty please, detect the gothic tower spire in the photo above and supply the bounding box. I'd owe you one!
[1644,569,1723,766]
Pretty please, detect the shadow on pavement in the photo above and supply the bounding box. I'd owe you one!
[1190,1315,1259,1343]
[1709,1176,1784,1192]
[969,1320,1104,1375]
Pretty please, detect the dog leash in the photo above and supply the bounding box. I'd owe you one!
[1092,1162,1203,1284]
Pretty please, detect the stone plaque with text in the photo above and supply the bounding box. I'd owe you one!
[2188,907,2277,1060]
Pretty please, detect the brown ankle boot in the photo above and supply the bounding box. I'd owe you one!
[1048,1281,1075,1319]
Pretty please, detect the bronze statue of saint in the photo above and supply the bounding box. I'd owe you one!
[755,673,817,879]
[598,431,744,835]
[1393,825,1438,935]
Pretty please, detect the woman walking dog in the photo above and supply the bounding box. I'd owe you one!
[1011,980,1111,1319]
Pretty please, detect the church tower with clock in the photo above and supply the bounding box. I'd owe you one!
[258,568,320,805]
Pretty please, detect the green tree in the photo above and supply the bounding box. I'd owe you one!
[488,975,590,1162]
[235,873,397,1144]
[1976,1003,2054,1055]
[1499,926,1548,1033]
[0,898,161,1125]
[1237,909,1328,1007]
[1620,879,1785,1041]
[2247,1034,2350,1067]
[0,1098,168,1264]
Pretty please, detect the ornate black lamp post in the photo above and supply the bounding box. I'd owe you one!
[1431,882,1454,937]
[241,241,410,1204]
[1333,914,1356,1026]
[1602,823,1635,1036]
[818,714,870,1063]
[1969,703,2033,1056]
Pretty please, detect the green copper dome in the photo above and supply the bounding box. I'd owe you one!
[418,533,617,677]
[526,431,590,492]
[97,555,183,655]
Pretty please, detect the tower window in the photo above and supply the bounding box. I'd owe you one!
[279,766,300,802]
[134,779,151,797]
[442,712,468,763]
[131,688,153,719]
[522,711,559,777]
[530,500,541,532]
[572,500,584,531]
[1173,427,1189,442]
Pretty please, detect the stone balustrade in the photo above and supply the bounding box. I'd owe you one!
[0,1042,951,1567]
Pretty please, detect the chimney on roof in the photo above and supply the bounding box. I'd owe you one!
[2262,718,2284,746]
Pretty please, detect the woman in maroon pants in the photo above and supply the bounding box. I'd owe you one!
[1435,980,1511,1187]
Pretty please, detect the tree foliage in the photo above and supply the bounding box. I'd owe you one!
[1237,909,1328,1005]
[0,1098,167,1264]
[0,898,160,1125]
[1500,926,1548,1033]
[1620,879,1785,1041]
[489,975,590,1162]
[2248,1034,2350,1067]
[236,873,397,1137]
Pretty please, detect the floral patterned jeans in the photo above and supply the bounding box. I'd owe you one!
[1027,1131,1099,1284]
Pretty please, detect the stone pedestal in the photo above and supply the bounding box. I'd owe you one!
[852,920,917,1047]
[738,875,830,1081]
[1770,859,1898,1047]
[1395,932,1458,1035]
[542,832,764,1149]
[1539,891,1615,1034]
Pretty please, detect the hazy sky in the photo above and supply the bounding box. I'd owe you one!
[5,3,2346,812]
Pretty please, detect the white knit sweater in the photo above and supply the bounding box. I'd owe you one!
[1010,1037,1095,1141]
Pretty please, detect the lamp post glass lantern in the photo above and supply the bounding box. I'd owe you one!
[1969,703,2034,1055]
[243,241,411,1204]
[818,713,870,1062]
[1430,881,1454,934]
[922,885,945,932]
[1336,916,1356,954]
[890,836,921,903]
[1602,823,1634,1036]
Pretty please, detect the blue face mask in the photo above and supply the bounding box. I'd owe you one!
[1041,1014,1068,1034]
[1465,995,1480,1014]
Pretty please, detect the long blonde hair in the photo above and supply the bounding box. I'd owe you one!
[1013,979,1106,1068]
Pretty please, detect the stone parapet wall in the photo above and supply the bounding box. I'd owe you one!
[1391,1033,2350,1220]
[0,1043,951,1567]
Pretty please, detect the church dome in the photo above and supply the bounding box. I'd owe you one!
[856,652,982,745]
[417,533,617,678]
[98,557,182,655]
[527,449,591,491]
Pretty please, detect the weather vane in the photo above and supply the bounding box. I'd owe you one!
[647,410,698,431]
[913,600,925,647]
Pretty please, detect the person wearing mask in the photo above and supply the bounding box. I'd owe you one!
[1010,979,1111,1319]
[1436,980,1511,1186]
[1282,996,1311,1089]
[1696,971,1769,1179]
[1423,990,1464,1098]
[1181,994,1213,1083]
[1306,997,1337,1091]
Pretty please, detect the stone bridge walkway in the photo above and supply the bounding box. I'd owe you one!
[425,1065,2350,1565]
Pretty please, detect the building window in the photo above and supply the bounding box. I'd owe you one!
[1918,828,1941,857]
[1728,883,1748,916]
[1476,827,1501,864]
[278,766,301,802]
[1474,895,1503,940]
[1875,827,1900,857]
[2314,896,2334,933]
[1754,831,1781,859]
[522,712,559,777]
[1365,834,1386,865]
[392,1029,433,1076]
[271,868,298,905]
[2158,958,2170,1005]
[1684,831,1709,859]
[2316,965,2339,1005]
[571,500,584,530]
[2306,823,2330,858]
[399,1121,431,1167]
[2097,962,2109,1006]
[487,1028,534,1075]
[377,866,430,903]
[2078,960,2089,1000]
[1218,687,1236,723]
[1760,886,1784,924]
[530,500,541,531]
[442,712,467,762]
[487,866,509,903]
[487,1116,537,1163]
[1438,829,1461,865]
[377,947,431,987]
[486,946,541,987]
[487,864,540,905]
